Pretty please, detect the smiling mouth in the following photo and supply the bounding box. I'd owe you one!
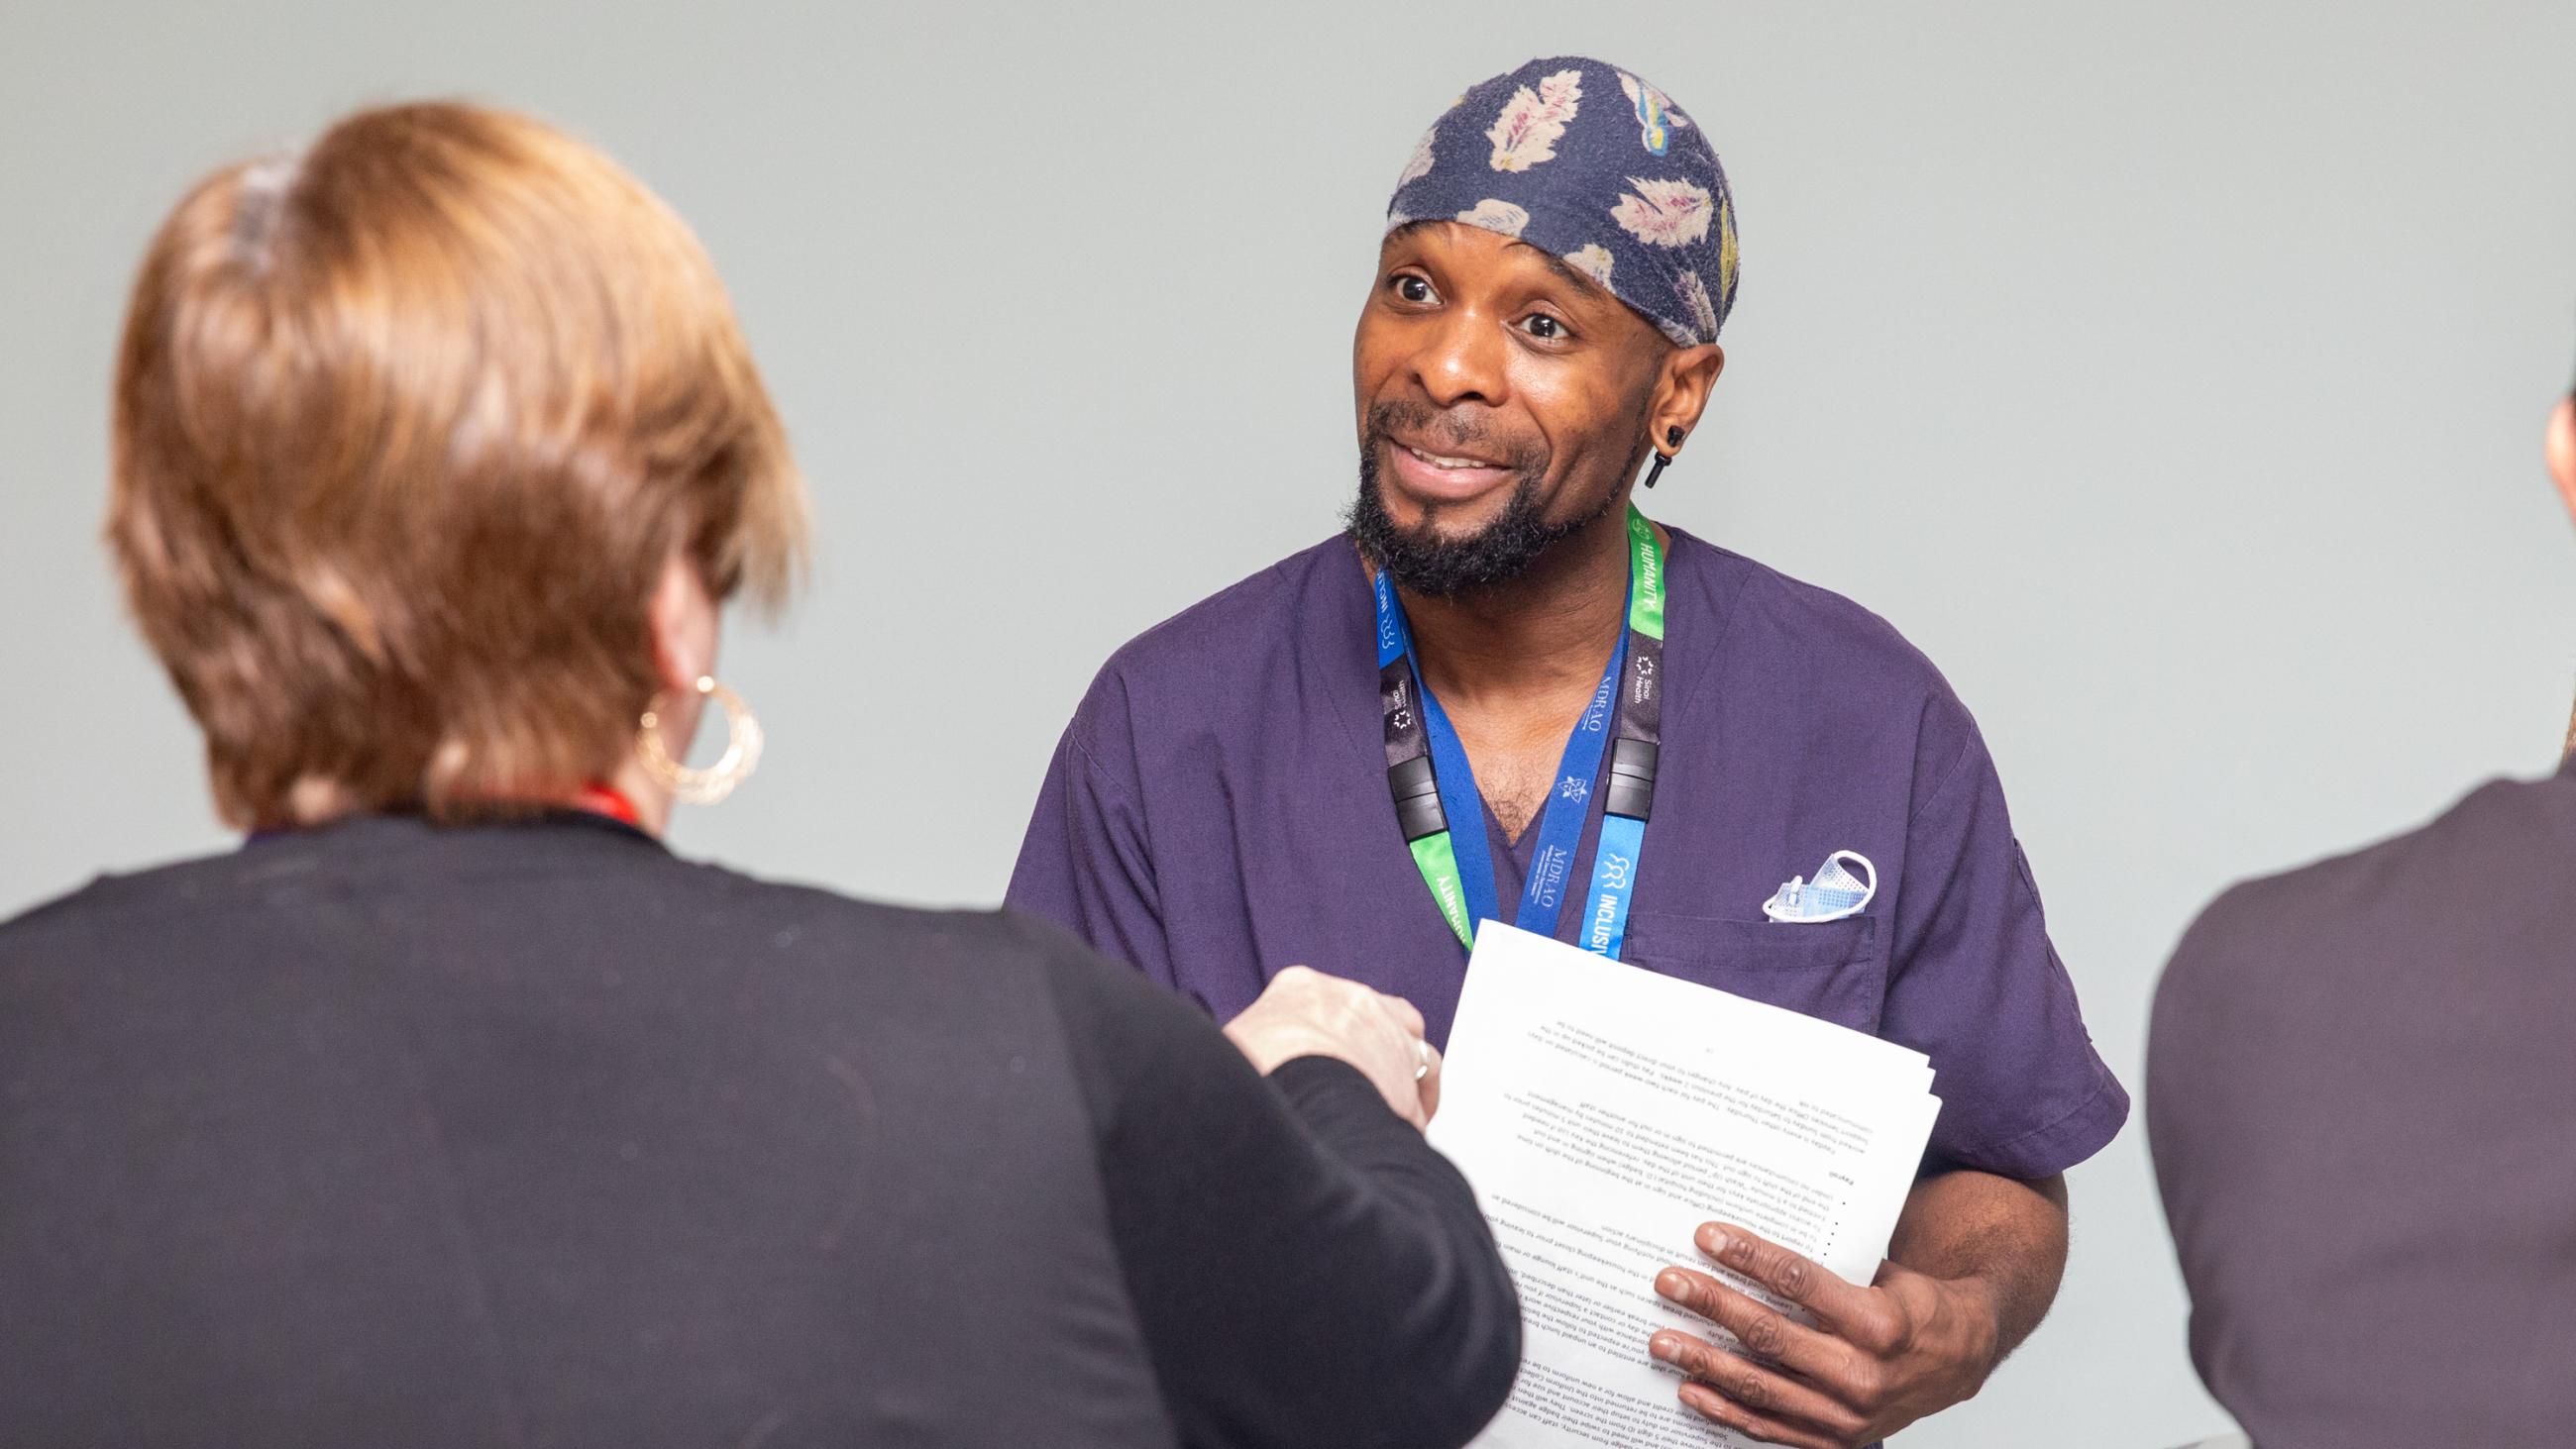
[1393,439,1511,471]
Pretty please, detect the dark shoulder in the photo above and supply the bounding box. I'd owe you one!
[2162,763,2576,1004]
[1002,904,1218,1052]
[0,819,1059,996]
[507,847,1175,1035]
[612,854,1095,999]
[0,843,275,950]
[991,903,1243,1138]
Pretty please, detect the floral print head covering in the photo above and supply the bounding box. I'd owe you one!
[1387,55,1740,346]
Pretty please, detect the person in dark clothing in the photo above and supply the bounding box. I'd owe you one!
[0,101,1520,1449]
[2147,378,2576,1448]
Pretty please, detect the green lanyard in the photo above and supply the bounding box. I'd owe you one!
[1375,506,1669,950]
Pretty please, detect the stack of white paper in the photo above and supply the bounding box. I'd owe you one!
[1428,923,1941,1449]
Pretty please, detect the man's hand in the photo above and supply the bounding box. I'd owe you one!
[1646,1221,2001,1448]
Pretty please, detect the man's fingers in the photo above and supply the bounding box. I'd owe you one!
[1697,1222,1880,1341]
[1653,1268,1846,1382]
[1414,1042,1443,1121]
[1675,1382,1847,1449]
[1652,1333,1869,1444]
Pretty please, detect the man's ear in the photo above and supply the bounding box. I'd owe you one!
[2547,397,2576,526]
[1649,344,1727,457]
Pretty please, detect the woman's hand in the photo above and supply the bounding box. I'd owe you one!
[1223,966,1441,1128]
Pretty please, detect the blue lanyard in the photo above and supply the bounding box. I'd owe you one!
[1373,506,1668,958]
[1408,606,1626,941]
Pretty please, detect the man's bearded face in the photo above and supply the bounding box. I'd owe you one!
[1348,222,1667,597]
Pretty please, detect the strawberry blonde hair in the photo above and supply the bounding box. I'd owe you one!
[108,102,805,828]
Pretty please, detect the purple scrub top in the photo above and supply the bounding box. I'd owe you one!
[1008,526,2127,1179]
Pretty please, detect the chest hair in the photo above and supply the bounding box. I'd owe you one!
[1461,731,1582,843]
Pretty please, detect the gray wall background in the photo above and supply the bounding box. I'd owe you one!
[8,2,2574,1443]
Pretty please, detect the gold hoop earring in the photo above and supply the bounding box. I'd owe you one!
[637,675,764,805]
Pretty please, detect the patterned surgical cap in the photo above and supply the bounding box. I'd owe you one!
[1387,55,1739,346]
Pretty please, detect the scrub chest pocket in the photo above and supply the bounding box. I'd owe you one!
[1620,913,1885,1034]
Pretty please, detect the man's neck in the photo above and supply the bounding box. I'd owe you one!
[1396,506,1638,711]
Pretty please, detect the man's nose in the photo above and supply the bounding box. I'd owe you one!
[1411,307,1508,410]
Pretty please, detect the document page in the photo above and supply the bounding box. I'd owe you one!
[1429,924,1941,1449]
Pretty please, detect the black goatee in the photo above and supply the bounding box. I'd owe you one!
[1345,402,1616,597]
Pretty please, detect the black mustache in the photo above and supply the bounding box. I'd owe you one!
[1367,402,1539,471]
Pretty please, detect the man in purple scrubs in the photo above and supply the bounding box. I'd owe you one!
[1010,55,2126,1446]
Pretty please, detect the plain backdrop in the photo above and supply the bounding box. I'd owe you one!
[8,2,2575,1443]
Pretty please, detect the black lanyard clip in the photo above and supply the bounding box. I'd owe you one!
[1603,737,1659,822]
[1387,754,1449,842]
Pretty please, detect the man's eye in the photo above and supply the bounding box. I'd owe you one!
[1521,314,1570,341]
[1392,274,1436,304]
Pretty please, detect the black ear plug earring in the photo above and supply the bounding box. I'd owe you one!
[1643,425,1685,489]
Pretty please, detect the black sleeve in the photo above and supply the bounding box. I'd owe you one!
[1024,915,1521,1449]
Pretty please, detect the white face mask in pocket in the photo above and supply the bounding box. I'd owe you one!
[1762,850,1877,923]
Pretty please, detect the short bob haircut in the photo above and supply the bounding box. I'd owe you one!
[109,102,805,828]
